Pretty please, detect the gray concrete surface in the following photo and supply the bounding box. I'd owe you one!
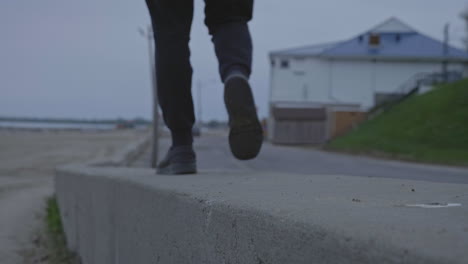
[0,129,146,263]
[133,132,468,184]
[56,164,468,264]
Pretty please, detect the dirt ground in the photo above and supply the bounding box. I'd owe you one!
[0,129,146,263]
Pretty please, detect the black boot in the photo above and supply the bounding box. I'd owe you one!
[224,73,263,160]
[157,146,197,175]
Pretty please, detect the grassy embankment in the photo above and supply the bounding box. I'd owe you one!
[329,79,468,166]
[45,197,78,264]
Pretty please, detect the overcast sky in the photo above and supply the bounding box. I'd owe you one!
[1,0,467,121]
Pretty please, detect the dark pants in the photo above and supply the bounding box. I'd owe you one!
[145,0,254,146]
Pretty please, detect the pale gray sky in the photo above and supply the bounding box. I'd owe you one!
[1,0,467,121]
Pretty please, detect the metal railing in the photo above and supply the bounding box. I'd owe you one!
[368,71,463,119]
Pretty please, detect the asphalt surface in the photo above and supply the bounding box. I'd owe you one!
[133,130,468,184]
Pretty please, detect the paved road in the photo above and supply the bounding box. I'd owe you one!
[0,129,145,263]
[134,131,468,184]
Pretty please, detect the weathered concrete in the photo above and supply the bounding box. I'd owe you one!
[55,165,468,264]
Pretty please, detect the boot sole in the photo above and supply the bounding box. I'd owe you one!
[157,162,197,175]
[224,77,263,160]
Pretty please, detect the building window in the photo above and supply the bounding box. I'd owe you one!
[271,59,276,67]
[369,34,381,46]
[280,60,290,69]
[395,34,401,42]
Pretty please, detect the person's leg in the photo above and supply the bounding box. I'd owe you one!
[145,0,197,174]
[204,0,253,81]
[204,0,263,160]
[146,0,195,147]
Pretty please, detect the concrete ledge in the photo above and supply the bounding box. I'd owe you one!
[55,165,468,264]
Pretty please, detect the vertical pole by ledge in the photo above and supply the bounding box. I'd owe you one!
[141,25,159,168]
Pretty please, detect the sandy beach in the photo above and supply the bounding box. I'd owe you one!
[0,129,146,263]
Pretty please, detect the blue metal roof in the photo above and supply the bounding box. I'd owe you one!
[271,18,468,61]
[271,42,342,57]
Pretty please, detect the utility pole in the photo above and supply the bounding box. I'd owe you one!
[139,25,159,168]
[197,80,202,126]
[442,23,450,83]
[461,9,468,52]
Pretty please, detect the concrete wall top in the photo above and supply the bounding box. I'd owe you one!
[56,165,468,264]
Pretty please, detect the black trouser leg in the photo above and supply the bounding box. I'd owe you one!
[204,0,254,82]
[145,0,194,146]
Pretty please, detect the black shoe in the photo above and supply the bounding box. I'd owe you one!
[157,146,197,175]
[224,74,263,160]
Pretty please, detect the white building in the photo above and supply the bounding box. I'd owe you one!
[268,18,468,144]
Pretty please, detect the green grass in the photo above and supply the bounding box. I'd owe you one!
[45,197,78,264]
[329,79,468,166]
